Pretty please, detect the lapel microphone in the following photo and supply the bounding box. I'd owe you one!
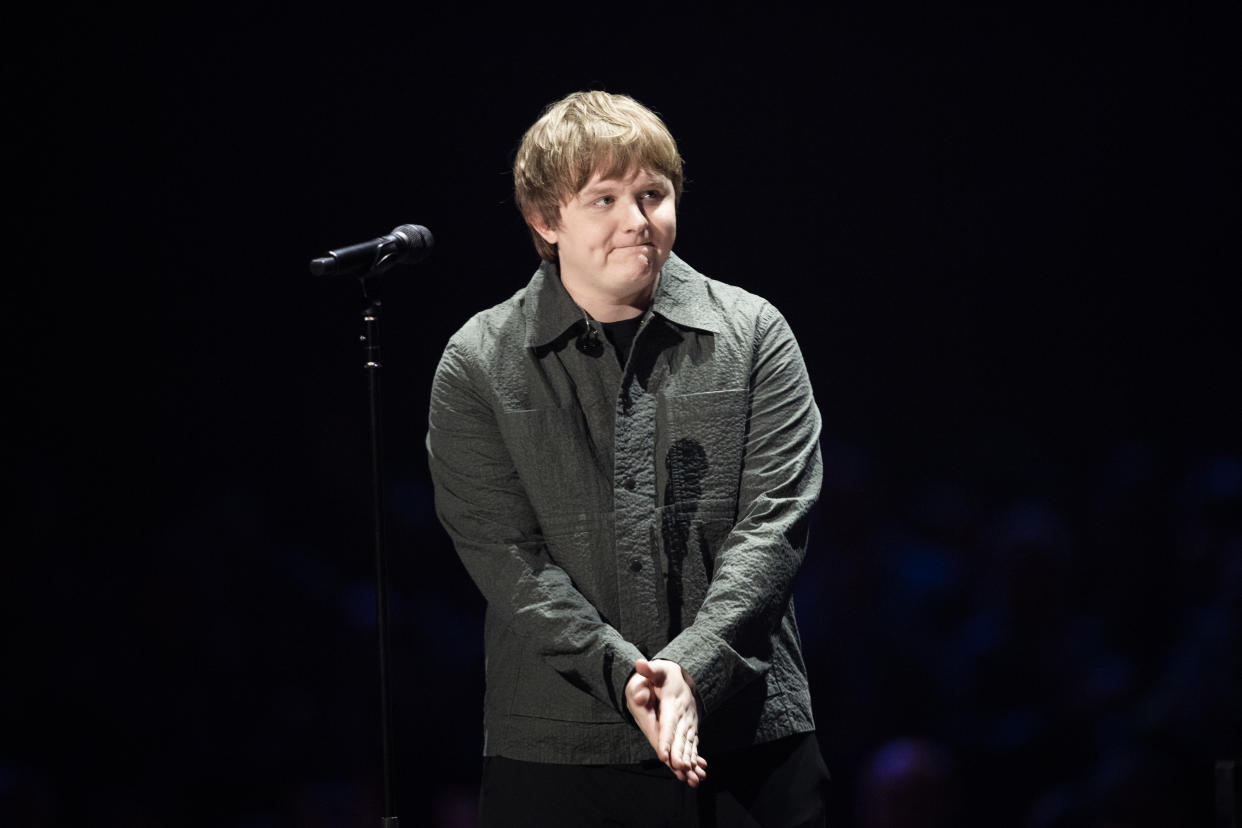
[576,319,604,356]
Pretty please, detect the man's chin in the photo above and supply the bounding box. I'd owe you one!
[611,260,656,281]
[635,251,668,278]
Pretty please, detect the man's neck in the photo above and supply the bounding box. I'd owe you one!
[559,277,652,323]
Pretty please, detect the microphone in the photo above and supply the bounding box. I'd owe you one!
[576,321,603,356]
[309,224,434,276]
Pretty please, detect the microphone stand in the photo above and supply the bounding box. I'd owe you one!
[314,228,431,827]
[359,272,399,828]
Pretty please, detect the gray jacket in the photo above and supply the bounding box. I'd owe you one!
[427,253,822,763]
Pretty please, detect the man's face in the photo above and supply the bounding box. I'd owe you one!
[535,167,677,306]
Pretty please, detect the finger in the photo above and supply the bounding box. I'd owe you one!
[681,758,703,788]
[688,752,706,784]
[636,717,661,756]
[670,713,690,769]
[640,655,670,685]
[634,659,665,684]
[657,705,679,762]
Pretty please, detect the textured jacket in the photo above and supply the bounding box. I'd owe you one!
[426,252,822,764]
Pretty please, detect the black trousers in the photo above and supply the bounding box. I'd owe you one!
[478,732,830,828]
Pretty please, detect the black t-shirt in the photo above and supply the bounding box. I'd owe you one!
[599,315,643,369]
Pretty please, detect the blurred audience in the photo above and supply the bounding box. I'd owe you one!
[857,738,961,828]
[7,444,1237,826]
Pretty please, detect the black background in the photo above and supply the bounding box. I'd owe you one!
[9,5,1240,826]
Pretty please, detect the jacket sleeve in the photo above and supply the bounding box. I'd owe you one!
[653,304,822,715]
[426,337,645,716]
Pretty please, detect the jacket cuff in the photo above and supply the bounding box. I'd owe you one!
[609,639,648,719]
[653,627,768,715]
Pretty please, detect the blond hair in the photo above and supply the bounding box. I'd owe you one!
[514,91,684,261]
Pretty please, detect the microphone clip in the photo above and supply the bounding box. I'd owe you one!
[575,307,604,357]
[576,321,604,357]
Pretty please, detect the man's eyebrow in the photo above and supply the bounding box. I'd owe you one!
[580,176,666,198]
[578,183,614,198]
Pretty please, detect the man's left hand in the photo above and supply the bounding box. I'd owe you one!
[626,658,707,787]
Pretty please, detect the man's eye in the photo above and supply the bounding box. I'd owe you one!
[641,190,664,200]
[593,195,614,206]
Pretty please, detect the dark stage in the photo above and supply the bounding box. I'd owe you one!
[8,6,1240,826]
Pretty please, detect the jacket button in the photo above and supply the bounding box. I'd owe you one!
[621,476,636,491]
[629,558,644,572]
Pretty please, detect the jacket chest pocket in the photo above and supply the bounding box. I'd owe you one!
[499,407,609,516]
[658,388,748,508]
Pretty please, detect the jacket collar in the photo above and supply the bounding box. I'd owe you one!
[523,252,724,348]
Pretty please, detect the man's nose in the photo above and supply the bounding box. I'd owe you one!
[623,198,650,232]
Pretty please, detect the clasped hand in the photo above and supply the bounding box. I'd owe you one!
[624,658,708,787]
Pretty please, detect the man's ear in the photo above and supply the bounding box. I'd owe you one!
[527,212,559,246]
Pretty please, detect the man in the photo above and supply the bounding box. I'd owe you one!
[427,91,829,826]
